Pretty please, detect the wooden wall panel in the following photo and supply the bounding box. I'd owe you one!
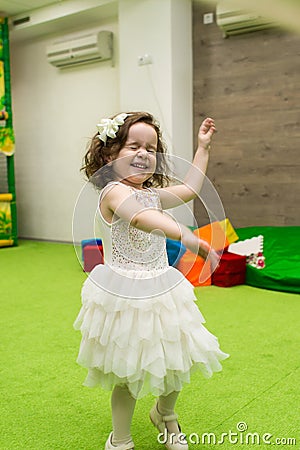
[193,2,300,227]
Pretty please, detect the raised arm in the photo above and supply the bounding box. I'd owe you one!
[158,117,216,209]
[101,183,219,267]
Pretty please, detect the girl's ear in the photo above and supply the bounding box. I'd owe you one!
[104,155,113,164]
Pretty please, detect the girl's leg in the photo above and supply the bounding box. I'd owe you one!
[111,384,136,446]
[157,391,180,434]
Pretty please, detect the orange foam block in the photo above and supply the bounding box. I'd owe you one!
[177,251,211,287]
[194,221,230,251]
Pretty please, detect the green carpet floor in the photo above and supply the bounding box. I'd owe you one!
[1,240,299,450]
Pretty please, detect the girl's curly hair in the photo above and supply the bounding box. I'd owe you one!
[81,111,171,188]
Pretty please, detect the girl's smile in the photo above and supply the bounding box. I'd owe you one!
[112,122,157,188]
[131,162,148,169]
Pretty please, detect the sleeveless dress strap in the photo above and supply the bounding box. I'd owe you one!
[99,181,129,203]
[100,181,153,202]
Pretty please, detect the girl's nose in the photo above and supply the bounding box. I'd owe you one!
[137,147,148,156]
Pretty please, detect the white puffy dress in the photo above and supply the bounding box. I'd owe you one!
[74,184,229,399]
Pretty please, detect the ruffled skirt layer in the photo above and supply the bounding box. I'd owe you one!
[74,264,229,399]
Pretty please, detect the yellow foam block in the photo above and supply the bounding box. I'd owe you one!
[0,193,13,202]
[0,239,14,247]
[219,218,239,244]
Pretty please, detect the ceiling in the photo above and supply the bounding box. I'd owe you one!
[0,0,61,17]
[1,0,300,34]
[1,1,118,42]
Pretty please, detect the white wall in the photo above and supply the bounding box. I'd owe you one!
[119,0,173,138]
[11,20,119,242]
[119,0,193,225]
[10,0,194,243]
[118,0,193,158]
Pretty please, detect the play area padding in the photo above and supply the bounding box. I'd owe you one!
[0,18,17,247]
[235,226,300,294]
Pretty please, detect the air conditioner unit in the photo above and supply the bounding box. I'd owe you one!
[46,31,113,68]
[216,1,274,37]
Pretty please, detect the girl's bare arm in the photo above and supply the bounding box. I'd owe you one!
[158,117,216,209]
[101,183,219,266]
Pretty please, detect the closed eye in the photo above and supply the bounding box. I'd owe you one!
[126,144,156,153]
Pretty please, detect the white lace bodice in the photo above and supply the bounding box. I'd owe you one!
[96,184,169,271]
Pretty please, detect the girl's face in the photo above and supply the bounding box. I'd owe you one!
[112,122,158,188]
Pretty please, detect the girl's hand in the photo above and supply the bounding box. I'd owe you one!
[197,239,219,272]
[207,248,220,273]
[197,117,216,150]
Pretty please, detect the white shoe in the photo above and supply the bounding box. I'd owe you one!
[150,403,188,450]
[105,432,134,450]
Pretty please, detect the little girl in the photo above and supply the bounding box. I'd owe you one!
[74,112,229,450]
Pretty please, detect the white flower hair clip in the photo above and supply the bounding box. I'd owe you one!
[97,113,128,144]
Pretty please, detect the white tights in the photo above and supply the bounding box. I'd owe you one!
[111,385,180,446]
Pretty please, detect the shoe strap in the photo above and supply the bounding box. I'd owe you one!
[110,434,134,450]
[160,413,178,422]
[121,442,134,450]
